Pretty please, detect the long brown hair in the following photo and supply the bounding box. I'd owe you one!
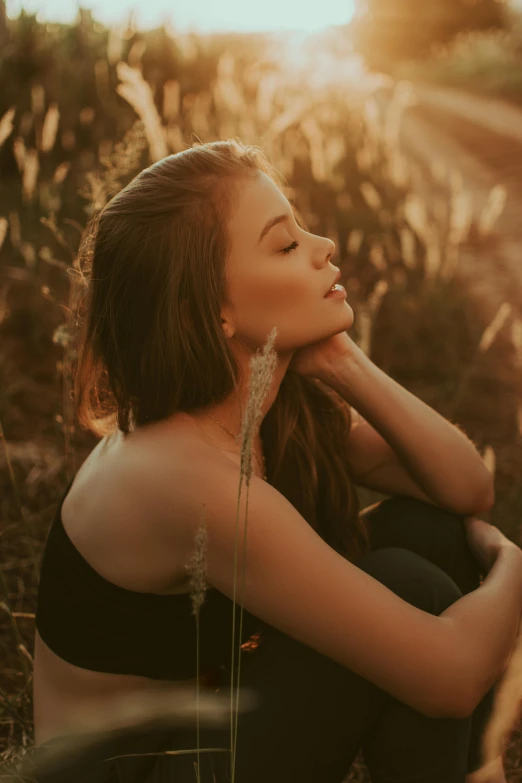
[73,138,371,562]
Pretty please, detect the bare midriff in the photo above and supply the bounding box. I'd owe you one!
[33,630,222,744]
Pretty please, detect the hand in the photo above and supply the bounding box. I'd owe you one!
[288,330,359,380]
[463,516,516,574]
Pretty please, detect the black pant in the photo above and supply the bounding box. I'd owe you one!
[29,496,498,783]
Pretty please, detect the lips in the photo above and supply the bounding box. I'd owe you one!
[325,269,341,296]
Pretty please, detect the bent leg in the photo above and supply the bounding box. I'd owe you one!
[357,549,472,782]
[158,547,476,783]
[359,495,484,594]
[358,495,497,774]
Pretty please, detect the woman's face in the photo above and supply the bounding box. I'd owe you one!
[221,171,354,355]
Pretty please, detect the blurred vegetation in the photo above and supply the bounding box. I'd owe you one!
[1,4,522,780]
[396,24,522,103]
[352,0,508,73]
[355,1,522,103]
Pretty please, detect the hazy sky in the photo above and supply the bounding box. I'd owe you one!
[6,0,357,33]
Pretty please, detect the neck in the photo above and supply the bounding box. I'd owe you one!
[181,407,267,480]
[188,353,289,441]
[187,404,264,454]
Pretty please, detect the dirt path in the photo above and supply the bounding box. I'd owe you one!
[375,81,522,326]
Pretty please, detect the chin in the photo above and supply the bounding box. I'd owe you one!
[340,303,354,323]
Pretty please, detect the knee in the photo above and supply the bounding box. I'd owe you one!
[376,495,465,531]
[362,495,483,594]
[356,547,464,616]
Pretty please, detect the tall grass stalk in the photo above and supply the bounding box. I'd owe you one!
[227,326,278,782]
[0,411,40,678]
[448,301,513,418]
[22,149,39,203]
[40,104,60,154]
[185,504,209,783]
[0,217,8,252]
[478,185,507,237]
[0,107,15,148]
[0,598,30,680]
[0,416,38,579]
[78,119,148,215]
[12,137,26,174]
[115,63,168,163]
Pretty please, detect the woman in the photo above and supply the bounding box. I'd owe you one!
[31,139,522,782]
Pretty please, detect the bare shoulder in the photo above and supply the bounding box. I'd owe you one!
[134,418,244,536]
[96,415,241,546]
[60,419,228,594]
[68,417,217,515]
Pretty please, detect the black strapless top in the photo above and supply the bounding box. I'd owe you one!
[35,476,264,680]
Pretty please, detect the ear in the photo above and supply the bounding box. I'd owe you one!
[221,317,234,339]
[219,305,235,339]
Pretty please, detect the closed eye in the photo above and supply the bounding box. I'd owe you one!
[280,240,300,254]
[279,208,307,254]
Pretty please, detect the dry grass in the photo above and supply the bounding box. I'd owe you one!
[0,23,521,783]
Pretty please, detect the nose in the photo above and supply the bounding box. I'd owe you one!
[315,236,336,269]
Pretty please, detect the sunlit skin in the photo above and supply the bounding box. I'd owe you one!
[176,171,354,459]
[180,175,508,783]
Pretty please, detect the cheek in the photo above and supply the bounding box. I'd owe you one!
[246,274,313,308]
[237,276,324,344]
[246,281,313,329]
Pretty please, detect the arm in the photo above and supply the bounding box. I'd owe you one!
[439,542,522,715]
[163,457,492,720]
[347,421,494,515]
[317,342,495,516]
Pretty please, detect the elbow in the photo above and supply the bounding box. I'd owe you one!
[444,677,482,720]
[427,667,481,720]
[426,694,470,721]
[449,689,475,719]
[429,692,475,721]
[453,688,481,720]
[457,668,501,719]
[418,688,467,720]
[456,481,495,517]
[473,479,496,514]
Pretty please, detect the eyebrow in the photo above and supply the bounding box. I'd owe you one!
[257,213,291,245]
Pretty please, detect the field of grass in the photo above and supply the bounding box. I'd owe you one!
[1,11,522,782]
[395,23,522,105]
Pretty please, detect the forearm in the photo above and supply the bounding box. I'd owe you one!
[318,341,494,513]
[440,544,522,711]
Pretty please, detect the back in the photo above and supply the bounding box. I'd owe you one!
[162,457,476,720]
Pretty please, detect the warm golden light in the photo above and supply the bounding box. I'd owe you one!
[6,0,356,32]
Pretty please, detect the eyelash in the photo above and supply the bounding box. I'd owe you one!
[280,240,300,254]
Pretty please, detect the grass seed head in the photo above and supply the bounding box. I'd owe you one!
[239,326,278,484]
[185,505,209,619]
